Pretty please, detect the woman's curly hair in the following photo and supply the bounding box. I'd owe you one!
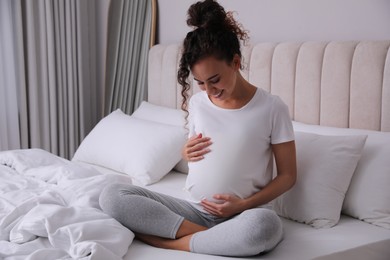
[177,0,249,121]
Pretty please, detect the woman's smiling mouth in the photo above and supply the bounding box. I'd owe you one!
[212,89,224,99]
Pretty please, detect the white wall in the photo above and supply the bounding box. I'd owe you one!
[157,0,390,45]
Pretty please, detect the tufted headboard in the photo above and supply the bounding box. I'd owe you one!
[148,41,390,132]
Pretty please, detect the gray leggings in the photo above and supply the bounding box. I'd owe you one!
[99,183,283,257]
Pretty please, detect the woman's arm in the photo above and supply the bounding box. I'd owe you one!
[201,140,297,217]
[243,140,297,208]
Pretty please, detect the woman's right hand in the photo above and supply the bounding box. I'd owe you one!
[182,133,212,162]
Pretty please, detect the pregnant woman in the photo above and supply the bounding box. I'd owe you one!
[99,0,297,256]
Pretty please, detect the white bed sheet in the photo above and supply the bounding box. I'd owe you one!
[83,163,390,260]
[0,150,134,260]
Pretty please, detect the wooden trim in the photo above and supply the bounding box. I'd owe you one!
[150,0,157,48]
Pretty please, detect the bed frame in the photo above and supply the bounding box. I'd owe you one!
[148,41,390,132]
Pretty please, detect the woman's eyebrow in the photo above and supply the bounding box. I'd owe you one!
[194,74,219,82]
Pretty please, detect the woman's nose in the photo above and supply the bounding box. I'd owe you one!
[204,83,215,94]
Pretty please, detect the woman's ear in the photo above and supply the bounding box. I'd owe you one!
[232,54,241,70]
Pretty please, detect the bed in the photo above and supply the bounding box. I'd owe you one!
[1,40,390,260]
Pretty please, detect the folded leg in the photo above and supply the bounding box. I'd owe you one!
[190,208,283,256]
[99,183,209,239]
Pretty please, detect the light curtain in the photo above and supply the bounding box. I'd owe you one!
[0,0,99,159]
[104,0,156,115]
[0,1,22,150]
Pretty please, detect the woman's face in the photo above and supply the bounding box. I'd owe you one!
[191,55,240,104]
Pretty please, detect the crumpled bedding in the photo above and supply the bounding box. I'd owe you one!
[0,148,134,260]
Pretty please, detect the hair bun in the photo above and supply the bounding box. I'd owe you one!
[186,0,226,30]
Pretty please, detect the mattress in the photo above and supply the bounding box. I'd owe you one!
[85,163,390,260]
[1,148,389,260]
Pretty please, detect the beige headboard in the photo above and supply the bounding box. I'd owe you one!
[148,41,390,132]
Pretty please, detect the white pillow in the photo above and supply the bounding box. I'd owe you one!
[132,101,185,127]
[72,109,186,185]
[132,101,189,174]
[273,131,367,228]
[293,121,390,229]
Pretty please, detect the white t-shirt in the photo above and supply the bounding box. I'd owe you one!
[185,88,294,210]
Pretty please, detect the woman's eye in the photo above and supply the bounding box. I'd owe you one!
[210,79,220,84]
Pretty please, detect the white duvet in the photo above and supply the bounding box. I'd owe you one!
[0,149,134,260]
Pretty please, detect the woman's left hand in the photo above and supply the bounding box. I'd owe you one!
[201,194,246,218]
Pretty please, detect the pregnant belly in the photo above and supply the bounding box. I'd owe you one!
[185,136,250,203]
